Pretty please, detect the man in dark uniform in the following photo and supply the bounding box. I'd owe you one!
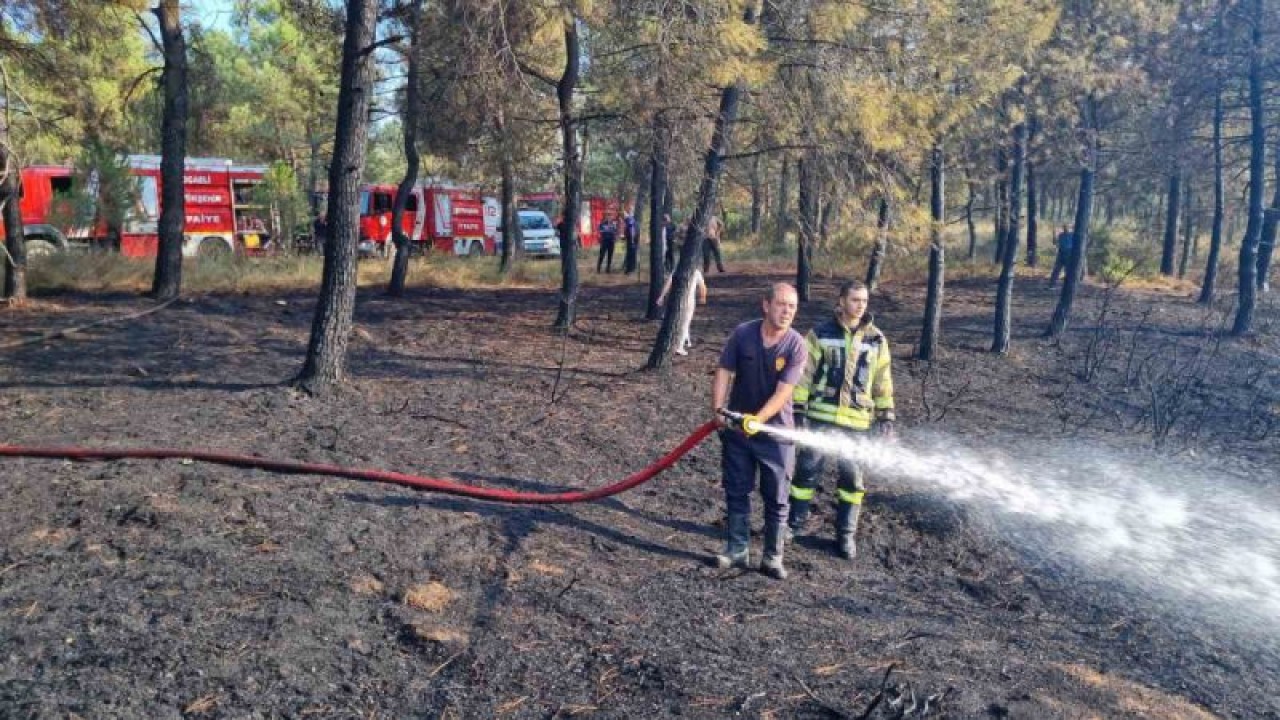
[597,215,618,273]
[712,283,807,580]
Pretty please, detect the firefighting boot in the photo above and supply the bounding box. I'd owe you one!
[715,513,752,569]
[760,520,788,580]
[784,499,811,544]
[835,502,861,561]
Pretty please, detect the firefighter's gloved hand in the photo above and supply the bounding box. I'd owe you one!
[876,420,897,442]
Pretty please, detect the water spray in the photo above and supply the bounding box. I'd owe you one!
[757,421,1280,638]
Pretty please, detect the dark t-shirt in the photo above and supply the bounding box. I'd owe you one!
[718,319,807,429]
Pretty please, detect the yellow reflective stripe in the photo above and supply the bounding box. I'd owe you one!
[874,397,894,410]
[807,403,874,430]
[837,489,865,505]
[793,386,811,403]
[790,486,816,501]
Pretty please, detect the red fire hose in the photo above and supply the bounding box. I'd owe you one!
[0,421,719,504]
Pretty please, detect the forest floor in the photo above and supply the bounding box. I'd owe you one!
[1,257,1278,719]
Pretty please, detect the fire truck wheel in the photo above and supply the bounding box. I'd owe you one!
[198,237,233,260]
[24,238,60,258]
[467,241,484,258]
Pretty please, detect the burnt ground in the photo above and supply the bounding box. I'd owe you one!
[1,260,1278,719]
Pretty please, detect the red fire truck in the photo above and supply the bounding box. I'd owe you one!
[358,183,493,257]
[0,165,76,255]
[0,156,272,259]
[517,192,619,248]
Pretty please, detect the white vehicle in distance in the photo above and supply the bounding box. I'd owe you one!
[518,209,560,258]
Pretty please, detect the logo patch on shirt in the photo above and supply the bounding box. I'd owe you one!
[775,356,786,372]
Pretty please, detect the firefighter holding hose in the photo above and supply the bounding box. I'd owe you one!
[788,280,895,561]
[711,283,807,580]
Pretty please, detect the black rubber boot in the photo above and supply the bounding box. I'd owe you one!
[760,521,788,580]
[715,513,751,569]
[785,499,811,543]
[835,503,861,560]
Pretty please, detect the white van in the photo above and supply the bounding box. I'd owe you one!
[518,209,560,258]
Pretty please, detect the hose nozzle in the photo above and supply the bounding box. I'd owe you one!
[717,408,761,436]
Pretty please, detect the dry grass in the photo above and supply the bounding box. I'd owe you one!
[349,574,386,596]
[26,251,569,295]
[403,580,454,612]
[1057,663,1221,720]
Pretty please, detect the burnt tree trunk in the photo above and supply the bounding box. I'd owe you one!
[993,120,1026,354]
[1232,0,1265,335]
[1199,89,1225,305]
[646,0,762,368]
[1160,170,1181,276]
[389,0,425,293]
[993,148,1008,264]
[498,114,519,274]
[296,0,376,393]
[1047,97,1098,339]
[775,155,791,251]
[150,0,188,302]
[553,12,583,330]
[866,197,890,290]
[796,154,818,302]
[645,76,750,368]
[965,175,977,260]
[918,145,945,361]
[1026,134,1039,267]
[645,116,669,320]
[750,153,763,234]
[1256,134,1279,293]
[1178,182,1195,279]
[1,115,27,303]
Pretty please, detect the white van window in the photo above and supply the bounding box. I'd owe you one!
[520,213,551,230]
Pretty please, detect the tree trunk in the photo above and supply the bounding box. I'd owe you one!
[388,0,425,294]
[553,13,582,330]
[993,149,1008,264]
[750,153,763,234]
[918,145,945,361]
[1046,98,1097,339]
[296,0,376,393]
[795,154,818,302]
[1160,171,1181,276]
[1199,89,1225,305]
[965,176,977,260]
[1231,0,1265,335]
[1178,182,1195,279]
[1026,145,1039,267]
[993,120,1026,354]
[866,197,890,290]
[775,155,791,251]
[1,117,27,303]
[645,81,746,369]
[498,117,519,274]
[645,117,669,320]
[1256,134,1280,293]
[150,0,188,302]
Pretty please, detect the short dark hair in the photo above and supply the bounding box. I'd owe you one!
[837,280,868,299]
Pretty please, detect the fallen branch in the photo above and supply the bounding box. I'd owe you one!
[0,296,179,350]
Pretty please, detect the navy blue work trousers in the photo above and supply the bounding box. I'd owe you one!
[720,430,793,526]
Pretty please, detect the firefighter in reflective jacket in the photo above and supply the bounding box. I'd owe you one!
[789,279,895,560]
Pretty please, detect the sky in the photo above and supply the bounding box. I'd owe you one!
[187,0,240,34]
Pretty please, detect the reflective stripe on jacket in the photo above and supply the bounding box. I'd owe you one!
[792,315,894,430]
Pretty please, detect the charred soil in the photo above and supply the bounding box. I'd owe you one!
[1,263,1277,719]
